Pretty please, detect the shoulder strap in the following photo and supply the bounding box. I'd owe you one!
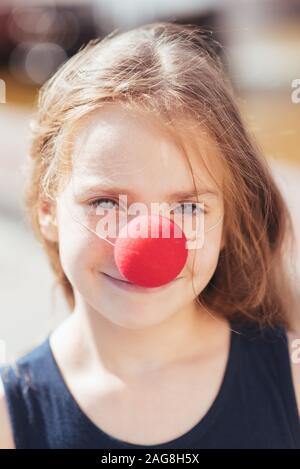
[233,319,300,445]
[0,364,31,448]
[0,338,53,449]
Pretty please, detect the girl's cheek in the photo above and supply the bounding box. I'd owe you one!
[56,211,112,277]
[57,199,116,257]
[185,230,223,284]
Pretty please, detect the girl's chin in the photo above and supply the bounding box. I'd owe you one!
[99,272,182,293]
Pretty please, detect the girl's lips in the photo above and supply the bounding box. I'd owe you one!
[101,272,181,292]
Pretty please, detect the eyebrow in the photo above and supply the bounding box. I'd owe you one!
[77,184,218,199]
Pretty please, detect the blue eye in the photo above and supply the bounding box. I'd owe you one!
[171,202,205,215]
[88,198,119,210]
[87,199,206,214]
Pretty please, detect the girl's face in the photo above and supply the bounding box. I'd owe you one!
[53,103,225,328]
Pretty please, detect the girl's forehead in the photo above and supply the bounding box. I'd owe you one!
[70,104,223,196]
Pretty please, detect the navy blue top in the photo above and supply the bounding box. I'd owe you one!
[1,318,300,449]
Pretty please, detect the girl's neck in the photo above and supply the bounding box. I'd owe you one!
[51,297,228,380]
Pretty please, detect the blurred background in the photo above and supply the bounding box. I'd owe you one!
[0,0,299,362]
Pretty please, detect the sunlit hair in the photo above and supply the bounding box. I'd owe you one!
[25,21,298,330]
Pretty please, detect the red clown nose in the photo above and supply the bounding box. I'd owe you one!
[114,214,188,288]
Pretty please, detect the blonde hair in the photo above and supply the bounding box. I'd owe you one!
[25,21,298,330]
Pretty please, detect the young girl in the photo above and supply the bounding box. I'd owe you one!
[0,22,299,449]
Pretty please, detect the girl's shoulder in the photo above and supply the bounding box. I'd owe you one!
[286,327,300,419]
[231,316,300,419]
[0,376,15,449]
[0,337,51,449]
[0,337,51,394]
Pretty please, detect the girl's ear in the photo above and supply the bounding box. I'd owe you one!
[38,198,58,242]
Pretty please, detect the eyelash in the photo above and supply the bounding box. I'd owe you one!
[88,198,206,214]
[88,197,119,209]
